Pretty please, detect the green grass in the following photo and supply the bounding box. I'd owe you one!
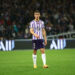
[0,49,75,75]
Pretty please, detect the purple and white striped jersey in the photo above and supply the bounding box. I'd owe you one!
[30,20,45,40]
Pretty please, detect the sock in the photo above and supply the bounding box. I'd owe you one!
[32,54,37,65]
[42,54,46,65]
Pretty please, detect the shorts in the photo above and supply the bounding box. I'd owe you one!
[32,39,45,50]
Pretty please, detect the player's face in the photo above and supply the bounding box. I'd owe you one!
[34,12,40,20]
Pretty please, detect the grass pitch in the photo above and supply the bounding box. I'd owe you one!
[0,49,75,75]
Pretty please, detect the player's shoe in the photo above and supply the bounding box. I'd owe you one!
[43,65,48,68]
[33,65,37,69]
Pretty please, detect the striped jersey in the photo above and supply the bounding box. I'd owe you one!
[30,20,45,40]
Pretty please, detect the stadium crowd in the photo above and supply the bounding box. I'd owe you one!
[0,0,75,39]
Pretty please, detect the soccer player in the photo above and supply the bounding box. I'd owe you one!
[30,10,48,69]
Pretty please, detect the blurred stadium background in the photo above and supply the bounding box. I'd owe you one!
[0,0,75,50]
[0,0,75,39]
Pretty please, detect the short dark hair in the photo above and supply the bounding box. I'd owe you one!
[34,10,40,13]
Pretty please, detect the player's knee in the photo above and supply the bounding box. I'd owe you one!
[33,50,37,54]
[41,50,45,54]
[41,51,45,54]
[40,48,45,53]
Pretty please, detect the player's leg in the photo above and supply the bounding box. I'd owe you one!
[40,48,46,65]
[40,48,48,68]
[32,40,37,68]
[33,49,37,55]
[32,49,37,68]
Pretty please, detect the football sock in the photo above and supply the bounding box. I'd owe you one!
[42,53,46,65]
[32,54,37,65]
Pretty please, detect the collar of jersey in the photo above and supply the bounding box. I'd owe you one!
[34,19,40,22]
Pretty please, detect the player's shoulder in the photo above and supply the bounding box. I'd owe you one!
[30,20,35,24]
[40,20,44,24]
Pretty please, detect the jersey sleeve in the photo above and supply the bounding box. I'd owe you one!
[42,21,45,28]
[29,22,33,29]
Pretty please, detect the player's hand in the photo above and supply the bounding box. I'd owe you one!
[34,33,39,38]
[44,39,47,46]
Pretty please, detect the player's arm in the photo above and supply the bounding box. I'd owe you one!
[42,28,47,46]
[30,28,39,38]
